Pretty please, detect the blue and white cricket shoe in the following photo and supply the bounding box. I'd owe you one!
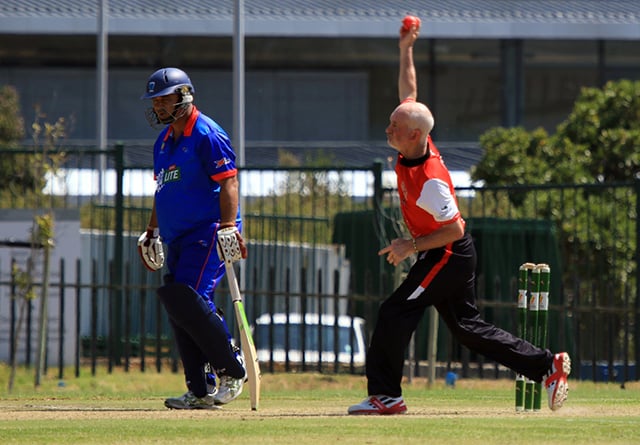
[214,353,247,405]
[164,391,220,410]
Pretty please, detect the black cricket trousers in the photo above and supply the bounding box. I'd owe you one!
[365,232,553,397]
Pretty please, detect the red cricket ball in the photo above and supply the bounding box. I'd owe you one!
[402,15,421,31]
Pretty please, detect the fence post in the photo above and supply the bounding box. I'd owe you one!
[75,259,81,377]
[58,257,65,380]
[9,258,16,366]
[113,142,125,364]
[635,178,640,381]
[372,160,385,298]
[300,266,307,372]
[34,237,51,387]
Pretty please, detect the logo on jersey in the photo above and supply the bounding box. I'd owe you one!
[400,181,408,205]
[156,165,181,192]
[215,157,231,168]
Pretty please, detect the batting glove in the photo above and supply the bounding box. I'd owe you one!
[216,225,247,263]
[137,227,165,271]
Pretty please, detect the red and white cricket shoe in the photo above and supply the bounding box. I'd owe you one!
[348,395,407,415]
[545,352,571,411]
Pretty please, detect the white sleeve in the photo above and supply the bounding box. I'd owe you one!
[416,178,459,222]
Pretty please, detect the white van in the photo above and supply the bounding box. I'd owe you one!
[253,313,367,366]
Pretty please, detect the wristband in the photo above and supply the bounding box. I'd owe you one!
[412,238,419,254]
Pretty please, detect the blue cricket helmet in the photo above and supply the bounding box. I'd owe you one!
[141,67,195,100]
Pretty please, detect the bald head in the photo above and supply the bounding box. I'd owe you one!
[386,100,436,157]
[395,101,435,144]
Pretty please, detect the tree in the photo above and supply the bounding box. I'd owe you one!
[1,85,64,385]
[0,85,31,199]
[0,88,67,207]
[554,79,640,183]
[1,86,66,206]
[470,80,640,360]
[473,126,551,186]
[0,85,25,144]
[6,214,55,392]
[472,79,640,186]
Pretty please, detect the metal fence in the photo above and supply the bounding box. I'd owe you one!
[0,145,637,383]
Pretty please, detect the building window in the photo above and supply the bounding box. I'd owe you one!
[428,39,502,141]
[523,40,599,132]
[604,40,640,82]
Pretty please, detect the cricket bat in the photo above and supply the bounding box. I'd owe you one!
[217,226,261,411]
[223,261,261,410]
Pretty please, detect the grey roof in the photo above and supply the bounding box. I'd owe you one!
[1,0,639,39]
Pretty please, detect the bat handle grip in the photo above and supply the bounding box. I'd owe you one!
[224,262,243,303]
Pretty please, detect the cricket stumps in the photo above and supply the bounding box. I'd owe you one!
[515,263,550,412]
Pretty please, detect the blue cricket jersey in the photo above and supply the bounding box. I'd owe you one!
[153,107,240,244]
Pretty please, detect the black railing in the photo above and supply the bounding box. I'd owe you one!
[0,145,637,383]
